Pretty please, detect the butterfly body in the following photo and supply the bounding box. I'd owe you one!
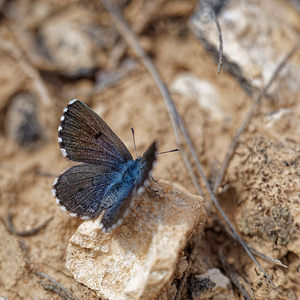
[52,99,157,233]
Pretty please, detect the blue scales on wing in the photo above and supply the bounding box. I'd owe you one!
[101,142,157,230]
[53,163,120,219]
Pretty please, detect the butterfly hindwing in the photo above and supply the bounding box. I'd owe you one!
[58,99,132,165]
[100,182,136,231]
[52,163,120,219]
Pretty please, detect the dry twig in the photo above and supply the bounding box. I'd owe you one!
[249,247,287,269]
[107,0,165,69]
[2,212,76,299]
[174,238,202,300]
[219,243,253,300]
[35,271,78,300]
[217,218,288,269]
[17,238,77,300]
[189,1,223,74]
[204,1,223,73]
[101,0,274,287]
[6,212,53,237]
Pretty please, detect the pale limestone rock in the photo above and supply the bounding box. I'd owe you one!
[190,0,300,105]
[171,73,223,120]
[190,268,233,300]
[39,7,116,77]
[66,180,206,300]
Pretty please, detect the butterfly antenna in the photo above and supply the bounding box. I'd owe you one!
[157,148,180,155]
[131,127,138,158]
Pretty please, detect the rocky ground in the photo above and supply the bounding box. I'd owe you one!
[0,0,300,299]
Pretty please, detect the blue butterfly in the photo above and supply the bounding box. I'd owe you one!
[52,99,157,233]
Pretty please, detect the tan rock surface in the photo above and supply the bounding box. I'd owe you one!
[1,1,300,299]
[66,180,206,300]
[0,223,26,290]
[231,134,300,254]
[225,124,300,298]
[190,268,234,300]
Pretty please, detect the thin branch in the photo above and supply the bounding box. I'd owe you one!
[9,231,78,300]
[249,246,287,269]
[190,1,223,73]
[181,149,204,196]
[205,1,223,73]
[217,218,288,269]
[213,44,299,194]
[219,243,253,300]
[17,238,78,300]
[174,256,193,300]
[6,213,53,237]
[101,0,276,287]
[107,0,166,69]
[214,14,223,74]
[18,239,32,270]
[35,271,78,300]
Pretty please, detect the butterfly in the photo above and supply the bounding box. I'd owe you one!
[51,99,157,233]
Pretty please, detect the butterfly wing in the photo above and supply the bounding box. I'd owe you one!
[100,141,158,232]
[100,181,136,231]
[58,99,132,165]
[137,141,158,188]
[52,163,121,219]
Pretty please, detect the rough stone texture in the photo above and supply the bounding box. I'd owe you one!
[5,91,42,147]
[190,0,300,104]
[2,1,300,299]
[0,53,26,110]
[0,223,25,290]
[231,134,300,256]
[38,6,117,77]
[223,108,300,298]
[171,73,224,120]
[189,268,233,300]
[66,180,206,300]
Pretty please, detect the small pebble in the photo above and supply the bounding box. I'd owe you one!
[5,91,42,147]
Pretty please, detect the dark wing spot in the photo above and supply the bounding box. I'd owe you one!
[95,132,103,141]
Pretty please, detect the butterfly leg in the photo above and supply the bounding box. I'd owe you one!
[150,175,158,182]
[147,178,160,193]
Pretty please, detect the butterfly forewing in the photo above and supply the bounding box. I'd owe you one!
[58,100,132,165]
